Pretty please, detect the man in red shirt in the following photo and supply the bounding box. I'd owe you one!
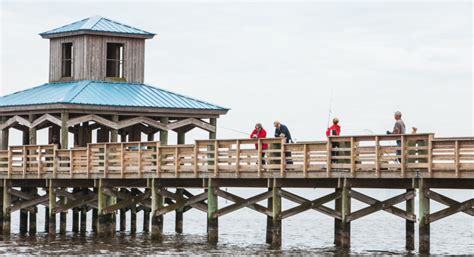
[326,118,341,137]
[250,123,268,164]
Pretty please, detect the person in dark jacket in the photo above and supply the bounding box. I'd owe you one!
[274,121,293,165]
[251,123,268,164]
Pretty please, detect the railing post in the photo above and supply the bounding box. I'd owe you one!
[280,139,285,177]
[193,143,198,177]
[235,140,240,176]
[326,138,332,177]
[375,136,380,177]
[258,139,263,177]
[401,135,406,177]
[427,134,433,176]
[454,140,460,177]
[303,144,308,178]
[350,137,355,176]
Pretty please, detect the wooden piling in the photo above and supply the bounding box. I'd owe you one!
[19,188,28,234]
[266,187,273,244]
[143,189,150,233]
[48,181,56,236]
[29,187,38,235]
[119,208,126,232]
[419,179,430,254]
[335,183,351,248]
[92,188,98,232]
[175,188,184,233]
[130,203,137,234]
[0,187,3,234]
[207,179,218,243]
[334,188,342,245]
[406,189,415,250]
[3,180,11,236]
[59,190,67,234]
[98,179,112,236]
[80,206,87,234]
[151,178,163,240]
[271,180,282,248]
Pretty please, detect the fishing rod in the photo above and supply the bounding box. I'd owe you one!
[218,126,249,136]
[326,88,334,129]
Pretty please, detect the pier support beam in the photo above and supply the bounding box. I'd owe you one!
[266,187,273,244]
[160,118,169,146]
[48,182,56,236]
[335,183,351,248]
[98,180,112,236]
[406,189,415,250]
[92,188,98,232]
[59,192,67,235]
[419,179,430,254]
[271,180,282,248]
[19,188,28,234]
[151,179,163,240]
[3,180,11,236]
[175,188,184,234]
[0,117,9,150]
[207,179,218,243]
[29,188,37,236]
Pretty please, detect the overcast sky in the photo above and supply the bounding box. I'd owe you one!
[1,1,472,144]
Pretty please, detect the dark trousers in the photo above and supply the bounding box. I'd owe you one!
[396,140,402,163]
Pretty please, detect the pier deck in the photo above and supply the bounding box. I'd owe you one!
[0,133,472,254]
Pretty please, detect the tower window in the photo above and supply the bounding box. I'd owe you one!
[106,43,124,78]
[61,43,73,77]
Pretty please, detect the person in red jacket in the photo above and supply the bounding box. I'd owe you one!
[326,118,341,137]
[250,123,268,164]
[326,118,341,164]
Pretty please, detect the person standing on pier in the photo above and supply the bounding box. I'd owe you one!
[274,121,293,165]
[251,123,268,164]
[326,118,341,163]
[390,111,406,162]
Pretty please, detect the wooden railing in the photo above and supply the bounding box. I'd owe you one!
[0,134,472,179]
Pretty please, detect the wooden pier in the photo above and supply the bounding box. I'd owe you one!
[0,133,472,253]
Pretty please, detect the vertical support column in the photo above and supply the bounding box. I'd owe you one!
[59,190,67,234]
[29,187,38,235]
[119,188,126,232]
[98,179,112,236]
[143,188,150,233]
[336,181,351,248]
[61,111,69,149]
[48,180,56,236]
[266,186,273,244]
[419,179,430,254]
[2,180,11,236]
[130,189,137,234]
[207,178,218,243]
[0,187,3,234]
[80,189,87,234]
[111,115,119,143]
[151,178,163,240]
[406,188,415,250]
[44,188,49,232]
[334,188,342,245]
[19,188,28,234]
[1,117,9,150]
[209,118,217,140]
[175,188,184,233]
[72,188,79,233]
[271,179,282,248]
[160,118,169,146]
[92,188,98,233]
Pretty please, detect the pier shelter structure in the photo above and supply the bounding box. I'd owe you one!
[0,16,227,237]
[0,17,473,255]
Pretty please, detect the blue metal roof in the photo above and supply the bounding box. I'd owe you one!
[0,80,228,111]
[40,16,155,38]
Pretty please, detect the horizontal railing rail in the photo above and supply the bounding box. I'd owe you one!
[0,134,472,179]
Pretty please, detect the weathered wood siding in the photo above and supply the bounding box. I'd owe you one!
[49,35,145,83]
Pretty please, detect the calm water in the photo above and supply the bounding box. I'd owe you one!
[0,188,472,256]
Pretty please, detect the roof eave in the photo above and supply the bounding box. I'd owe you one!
[40,30,155,39]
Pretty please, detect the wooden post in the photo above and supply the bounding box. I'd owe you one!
[207,178,218,243]
[111,115,119,143]
[61,112,69,149]
[72,188,79,233]
[59,190,67,234]
[0,117,9,150]
[335,181,351,248]
[175,188,184,233]
[334,188,341,245]
[80,189,87,234]
[119,208,126,232]
[406,188,415,250]
[3,180,11,236]
[44,188,49,233]
[92,188,98,233]
[419,179,430,254]
[143,189,150,233]
[19,188,28,234]
[29,188,38,235]
[151,178,163,240]
[98,179,112,236]
[266,187,273,244]
[209,118,217,140]
[48,181,56,236]
[0,187,3,234]
[130,189,137,234]
[271,179,282,248]
[160,118,169,146]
